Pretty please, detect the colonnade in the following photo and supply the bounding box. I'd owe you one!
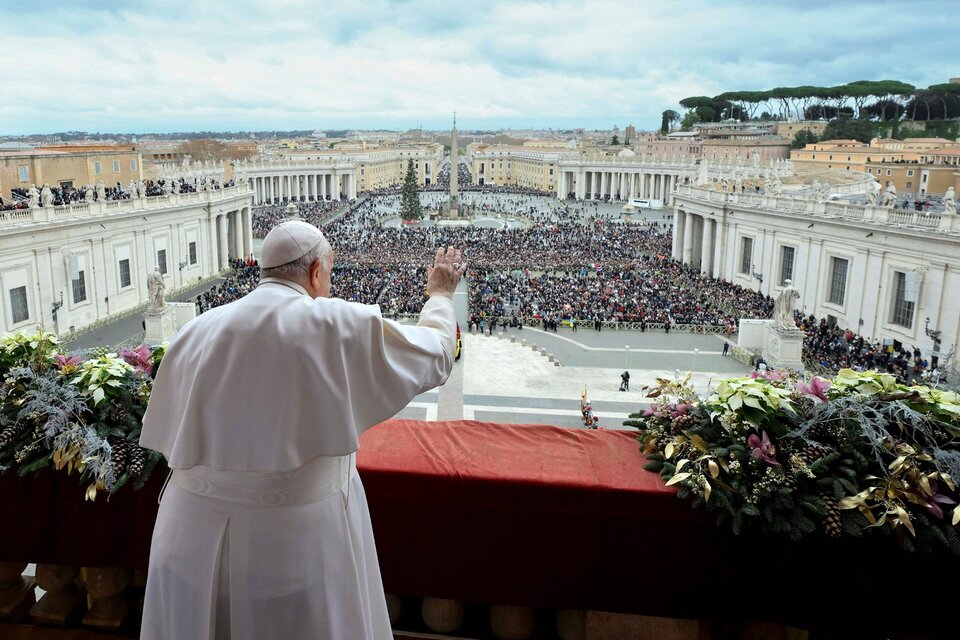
[210,207,254,270]
[672,209,720,278]
[556,169,680,202]
[247,173,357,206]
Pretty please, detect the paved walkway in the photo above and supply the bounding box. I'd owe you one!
[65,278,225,351]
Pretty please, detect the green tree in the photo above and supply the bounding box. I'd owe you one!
[791,129,819,149]
[610,134,620,146]
[680,111,700,131]
[820,118,877,143]
[660,109,680,134]
[399,159,423,221]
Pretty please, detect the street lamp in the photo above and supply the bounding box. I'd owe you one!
[692,348,700,372]
[925,317,942,370]
[624,345,629,370]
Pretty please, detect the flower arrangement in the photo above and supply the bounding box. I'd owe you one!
[0,329,166,501]
[625,368,960,554]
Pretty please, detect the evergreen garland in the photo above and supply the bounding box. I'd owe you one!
[628,369,960,554]
[0,330,167,500]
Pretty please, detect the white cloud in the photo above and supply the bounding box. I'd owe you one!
[1,0,956,133]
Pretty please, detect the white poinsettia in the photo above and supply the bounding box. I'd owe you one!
[69,353,133,405]
[830,368,898,397]
[706,376,794,426]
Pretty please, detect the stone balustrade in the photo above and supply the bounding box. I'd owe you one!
[675,184,960,234]
[9,184,254,227]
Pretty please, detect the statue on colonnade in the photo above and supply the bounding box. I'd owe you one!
[147,266,166,310]
[773,280,801,331]
[882,183,897,208]
[943,186,956,215]
[40,184,53,207]
[27,184,39,208]
[866,179,880,205]
[84,184,94,203]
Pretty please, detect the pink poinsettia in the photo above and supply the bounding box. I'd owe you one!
[750,369,787,382]
[119,344,153,375]
[53,353,83,370]
[796,377,832,403]
[747,431,780,466]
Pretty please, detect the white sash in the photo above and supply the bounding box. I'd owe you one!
[171,453,356,507]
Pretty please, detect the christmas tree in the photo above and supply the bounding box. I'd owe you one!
[399,159,423,222]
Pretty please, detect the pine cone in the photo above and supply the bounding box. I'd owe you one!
[820,491,842,539]
[127,444,145,477]
[670,413,697,435]
[0,422,28,448]
[780,470,798,493]
[109,406,129,425]
[109,438,129,474]
[794,445,830,467]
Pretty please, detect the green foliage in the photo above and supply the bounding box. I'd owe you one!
[627,370,960,554]
[0,333,167,501]
[821,118,877,143]
[399,159,423,221]
[660,109,680,135]
[680,111,700,131]
[791,129,819,149]
[610,135,620,146]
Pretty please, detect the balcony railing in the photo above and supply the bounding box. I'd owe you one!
[5,185,254,227]
[1,418,955,639]
[675,184,960,234]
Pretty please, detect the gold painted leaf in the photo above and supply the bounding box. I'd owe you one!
[708,460,720,479]
[665,472,691,487]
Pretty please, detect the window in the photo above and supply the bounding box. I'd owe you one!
[157,249,167,274]
[119,259,131,288]
[906,182,913,189]
[94,161,102,175]
[890,271,915,329]
[72,270,87,304]
[113,160,121,173]
[9,287,28,324]
[739,237,753,275]
[828,257,848,306]
[130,158,138,171]
[886,169,891,176]
[17,166,29,182]
[780,246,795,285]
[907,170,914,177]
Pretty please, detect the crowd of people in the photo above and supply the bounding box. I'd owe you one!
[797,313,930,383]
[233,187,939,379]
[3,177,234,210]
[468,257,771,330]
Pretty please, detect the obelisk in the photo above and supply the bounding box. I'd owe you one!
[449,112,459,218]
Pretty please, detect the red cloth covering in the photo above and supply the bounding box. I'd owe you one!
[357,420,710,616]
[0,468,166,571]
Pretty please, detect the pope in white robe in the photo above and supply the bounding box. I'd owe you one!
[139,221,463,640]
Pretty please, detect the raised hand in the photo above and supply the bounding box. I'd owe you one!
[426,245,466,299]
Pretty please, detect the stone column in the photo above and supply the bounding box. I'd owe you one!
[333,174,340,200]
[682,213,695,265]
[701,217,715,277]
[309,174,316,201]
[321,173,327,200]
[217,214,228,270]
[208,215,218,274]
[234,210,244,259]
[672,210,684,260]
[244,207,254,257]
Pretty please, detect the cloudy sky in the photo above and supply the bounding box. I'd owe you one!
[2,0,957,135]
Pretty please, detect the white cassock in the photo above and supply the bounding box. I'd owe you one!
[139,277,455,640]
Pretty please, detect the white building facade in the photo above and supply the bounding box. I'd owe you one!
[234,146,443,206]
[672,184,960,362]
[0,185,254,335]
[465,145,793,203]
